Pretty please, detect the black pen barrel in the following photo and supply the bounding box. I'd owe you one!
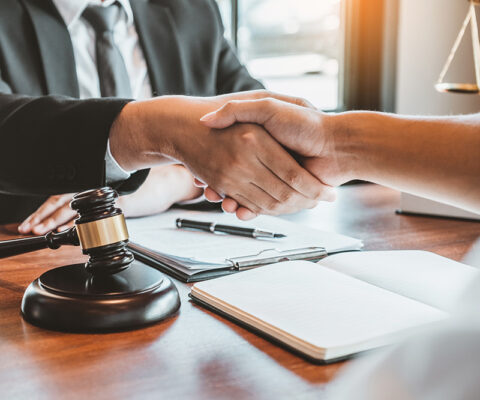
[176,218,212,231]
[214,224,254,237]
[176,219,279,239]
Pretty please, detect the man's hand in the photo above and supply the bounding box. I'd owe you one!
[109,91,333,219]
[199,96,351,218]
[18,165,202,235]
[18,193,77,235]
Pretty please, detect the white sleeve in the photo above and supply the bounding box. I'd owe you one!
[104,139,136,184]
[327,253,480,400]
[326,284,480,400]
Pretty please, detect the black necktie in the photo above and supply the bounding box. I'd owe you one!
[82,3,132,98]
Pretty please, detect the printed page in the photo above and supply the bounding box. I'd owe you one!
[319,251,479,311]
[127,210,362,266]
[192,261,447,357]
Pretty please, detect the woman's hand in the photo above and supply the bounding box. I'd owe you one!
[198,96,342,219]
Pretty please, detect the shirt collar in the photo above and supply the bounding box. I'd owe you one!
[52,0,134,29]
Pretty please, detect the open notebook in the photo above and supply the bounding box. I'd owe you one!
[190,250,478,363]
[127,210,362,282]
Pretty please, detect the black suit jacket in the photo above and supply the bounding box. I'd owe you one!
[0,0,262,223]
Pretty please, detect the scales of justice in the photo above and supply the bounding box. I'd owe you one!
[436,0,480,93]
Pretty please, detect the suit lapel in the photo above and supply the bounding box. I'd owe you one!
[130,0,185,96]
[22,0,79,97]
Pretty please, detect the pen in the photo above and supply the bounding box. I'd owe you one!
[175,218,287,239]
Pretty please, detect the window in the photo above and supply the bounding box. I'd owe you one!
[217,0,396,112]
[217,0,342,110]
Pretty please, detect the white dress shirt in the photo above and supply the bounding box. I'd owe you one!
[52,0,152,99]
[52,0,152,182]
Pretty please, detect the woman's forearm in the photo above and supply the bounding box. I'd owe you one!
[198,97,479,215]
[333,112,480,213]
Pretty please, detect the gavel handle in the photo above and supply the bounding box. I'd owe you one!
[0,227,79,259]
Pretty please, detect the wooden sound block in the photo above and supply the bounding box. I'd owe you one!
[21,261,180,332]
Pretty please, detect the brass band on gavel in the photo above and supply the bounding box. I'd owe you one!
[76,213,129,250]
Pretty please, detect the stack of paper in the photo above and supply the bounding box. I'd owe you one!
[127,210,363,281]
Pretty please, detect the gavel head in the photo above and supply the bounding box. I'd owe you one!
[70,187,134,275]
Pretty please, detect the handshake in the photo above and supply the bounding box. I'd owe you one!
[194,93,342,220]
[19,90,349,234]
[110,90,349,221]
[19,88,478,234]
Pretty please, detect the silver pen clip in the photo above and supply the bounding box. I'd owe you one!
[226,247,328,271]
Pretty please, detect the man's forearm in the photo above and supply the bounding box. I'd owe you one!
[331,112,480,212]
[109,94,253,171]
[109,99,174,172]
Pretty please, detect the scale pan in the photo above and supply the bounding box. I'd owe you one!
[435,82,480,94]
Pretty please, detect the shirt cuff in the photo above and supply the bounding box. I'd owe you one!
[104,139,136,183]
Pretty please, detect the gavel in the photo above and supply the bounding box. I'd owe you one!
[1,187,133,273]
[0,187,180,332]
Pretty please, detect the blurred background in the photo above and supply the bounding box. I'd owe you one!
[216,0,341,110]
[215,0,480,114]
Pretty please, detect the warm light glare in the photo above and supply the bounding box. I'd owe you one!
[218,0,341,109]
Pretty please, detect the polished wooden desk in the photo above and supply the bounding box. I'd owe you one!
[1,184,478,400]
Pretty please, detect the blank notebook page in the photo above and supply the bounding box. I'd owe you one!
[192,261,448,358]
[319,251,478,312]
